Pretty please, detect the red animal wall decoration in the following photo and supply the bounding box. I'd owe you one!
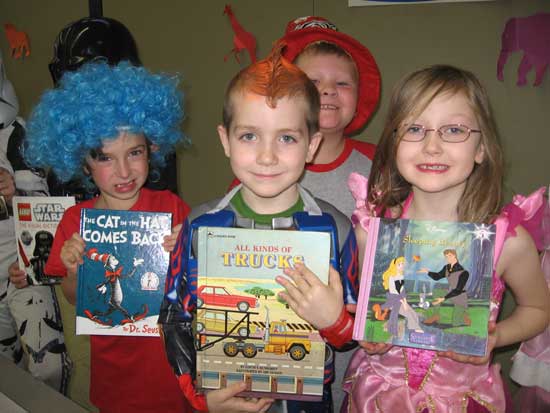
[223,4,257,64]
[4,23,30,59]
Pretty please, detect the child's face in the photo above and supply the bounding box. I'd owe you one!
[295,52,358,137]
[85,131,149,210]
[396,92,485,201]
[218,92,321,214]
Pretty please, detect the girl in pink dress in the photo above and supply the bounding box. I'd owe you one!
[344,65,550,413]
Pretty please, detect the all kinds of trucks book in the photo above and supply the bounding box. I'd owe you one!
[75,208,172,336]
[195,226,331,401]
[353,217,495,357]
[13,196,76,285]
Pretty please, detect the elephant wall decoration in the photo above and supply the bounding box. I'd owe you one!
[497,12,550,87]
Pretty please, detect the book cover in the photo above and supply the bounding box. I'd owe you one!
[13,196,76,285]
[196,226,330,401]
[76,208,172,336]
[353,218,495,357]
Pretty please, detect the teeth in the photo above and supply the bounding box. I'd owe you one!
[420,165,447,171]
[320,104,337,110]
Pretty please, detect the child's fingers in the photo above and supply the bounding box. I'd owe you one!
[236,398,275,412]
[8,261,24,277]
[327,266,342,293]
[207,382,274,413]
[209,381,246,403]
[277,291,298,311]
[171,223,183,236]
[359,341,392,354]
[9,270,28,289]
[282,266,311,291]
[275,275,304,302]
[69,232,85,245]
[275,279,302,306]
[437,350,489,365]
[292,262,324,287]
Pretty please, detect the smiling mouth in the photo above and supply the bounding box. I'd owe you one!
[417,164,449,172]
[253,173,282,179]
[320,104,338,110]
[114,180,137,189]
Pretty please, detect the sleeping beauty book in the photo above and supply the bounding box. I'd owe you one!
[76,208,172,337]
[353,217,495,356]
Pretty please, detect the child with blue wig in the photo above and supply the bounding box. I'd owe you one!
[22,61,195,413]
[25,61,184,189]
[25,61,274,413]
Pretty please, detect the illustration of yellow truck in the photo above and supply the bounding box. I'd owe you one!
[222,320,312,361]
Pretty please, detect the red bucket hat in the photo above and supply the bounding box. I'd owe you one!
[279,16,381,136]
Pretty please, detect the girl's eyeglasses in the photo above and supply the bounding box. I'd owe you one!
[397,124,481,143]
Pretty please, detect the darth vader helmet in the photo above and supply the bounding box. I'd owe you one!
[49,16,141,86]
[0,52,19,129]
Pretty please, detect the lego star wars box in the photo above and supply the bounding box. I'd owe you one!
[13,196,76,285]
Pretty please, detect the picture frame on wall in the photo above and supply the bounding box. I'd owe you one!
[349,0,495,6]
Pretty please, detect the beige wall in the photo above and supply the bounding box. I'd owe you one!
[1,0,549,206]
[1,0,548,409]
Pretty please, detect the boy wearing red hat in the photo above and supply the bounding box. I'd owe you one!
[279,16,380,219]
[278,16,380,412]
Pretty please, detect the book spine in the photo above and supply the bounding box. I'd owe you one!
[353,218,380,341]
[75,208,88,335]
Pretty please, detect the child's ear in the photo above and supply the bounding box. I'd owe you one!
[475,142,485,164]
[217,125,231,158]
[306,132,323,163]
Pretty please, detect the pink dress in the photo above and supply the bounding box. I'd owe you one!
[344,173,547,413]
[509,186,550,412]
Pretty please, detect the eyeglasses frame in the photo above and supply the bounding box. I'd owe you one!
[397,123,482,143]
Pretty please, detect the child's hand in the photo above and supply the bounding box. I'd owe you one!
[0,167,15,202]
[8,261,28,289]
[276,263,343,329]
[206,382,274,413]
[60,233,86,275]
[359,341,393,355]
[438,321,498,365]
[163,223,182,252]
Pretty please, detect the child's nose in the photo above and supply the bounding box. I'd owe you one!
[422,130,444,155]
[115,158,131,177]
[257,142,277,165]
[319,80,337,96]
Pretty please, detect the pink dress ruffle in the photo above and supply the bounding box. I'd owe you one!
[510,185,550,408]
[344,173,547,413]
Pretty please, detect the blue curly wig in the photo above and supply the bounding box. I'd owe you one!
[25,61,185,184]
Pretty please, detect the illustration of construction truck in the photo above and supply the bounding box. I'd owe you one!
[222,319,312,361]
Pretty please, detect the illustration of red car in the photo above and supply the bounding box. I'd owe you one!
[197,285,259,312]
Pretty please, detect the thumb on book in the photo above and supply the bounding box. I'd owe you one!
[327,265,343,294]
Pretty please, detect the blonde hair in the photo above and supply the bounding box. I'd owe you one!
[368,65,503,223]
[382,257,405,290]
